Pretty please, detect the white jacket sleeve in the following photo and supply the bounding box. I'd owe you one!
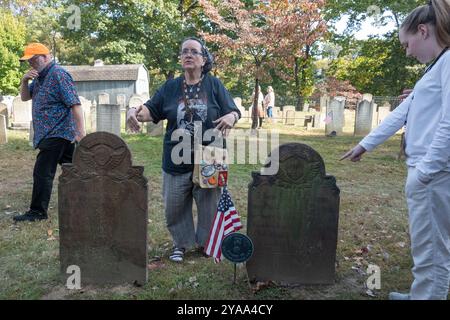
[359,94,412,152]
[416,55,450,179]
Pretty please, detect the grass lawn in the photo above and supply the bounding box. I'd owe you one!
[0,124,413,300]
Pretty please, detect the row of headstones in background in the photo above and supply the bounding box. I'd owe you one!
[6,92,392,142]
[27,92,164,145]
[234,99,316,127]
[79,93,164,137]
[58,132,338,286]
[234,96,329,129]
[234,95,393,136]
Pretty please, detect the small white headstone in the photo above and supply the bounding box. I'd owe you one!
[98,93,110,105]
[129,95,144,109]
[97,104,121,136]
[11,96,32,129]
[0,115,7,144]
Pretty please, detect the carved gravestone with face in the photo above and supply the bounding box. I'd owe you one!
[246,143,340,285]
[58,132,148,286]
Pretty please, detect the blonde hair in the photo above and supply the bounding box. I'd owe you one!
[401,0,450,47]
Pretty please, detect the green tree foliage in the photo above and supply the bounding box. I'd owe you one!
[0,8,26,95]
[327,32,422,96]
[59,0,202,86]
[325,0,423,31]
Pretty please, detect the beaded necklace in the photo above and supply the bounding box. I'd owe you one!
[182,75,203,122]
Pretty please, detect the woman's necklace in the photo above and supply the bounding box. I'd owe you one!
[182,75,204,123]
[183,76,203,102]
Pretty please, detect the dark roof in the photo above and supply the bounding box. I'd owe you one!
[61,64,146,82]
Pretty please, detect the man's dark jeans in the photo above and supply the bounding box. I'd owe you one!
[30,138,74,215]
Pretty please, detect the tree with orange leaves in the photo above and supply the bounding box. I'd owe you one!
[199,0,327,110]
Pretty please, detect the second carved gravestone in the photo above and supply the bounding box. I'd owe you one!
[58,132,148,286]
[247,143,340,285]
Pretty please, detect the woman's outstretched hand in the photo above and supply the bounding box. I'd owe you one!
[127,105,151,133]
[340,145,367,162]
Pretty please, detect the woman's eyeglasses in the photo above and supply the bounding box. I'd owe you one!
[180,49,204,57]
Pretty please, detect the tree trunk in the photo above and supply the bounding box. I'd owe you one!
[251,78,260,130]
[295,45,311,110]
[294,57,300,109]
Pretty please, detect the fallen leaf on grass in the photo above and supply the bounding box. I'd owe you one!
[396,242,406,248]
[147,261,166,271]
[47,229,56,241]
[251,281,275,294]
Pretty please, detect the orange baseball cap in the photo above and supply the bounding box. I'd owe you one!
[19,43,50,61]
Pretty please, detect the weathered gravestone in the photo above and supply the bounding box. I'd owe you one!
[116,94,127,132]
[79,96,92,133]
[128,95,144,110]
[0,103,9,128]
[355,95,374,136]
[0,115,7,144]
[325,96,345,136]
[377,103,391,126]
[58,132,148,285]
[285,110,296,125]
[97,104,121,136]
[98,92,110,105]
[90,100,97,132]
[283,106,296,125]
[247,143,340,285]
[116,94,127,111]
[11,96,32,129]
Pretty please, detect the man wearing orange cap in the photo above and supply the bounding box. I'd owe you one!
[13,43,85,222]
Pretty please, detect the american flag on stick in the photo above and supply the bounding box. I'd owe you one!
[204,187,242,262]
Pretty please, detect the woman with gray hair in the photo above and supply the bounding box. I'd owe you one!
[127,37,241,263]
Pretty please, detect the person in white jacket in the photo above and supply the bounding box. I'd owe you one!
[341,0,450,300]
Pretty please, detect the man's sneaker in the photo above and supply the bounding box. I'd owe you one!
[169,247,185,263]
[389,292,410,300]
[13,210,48,222]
